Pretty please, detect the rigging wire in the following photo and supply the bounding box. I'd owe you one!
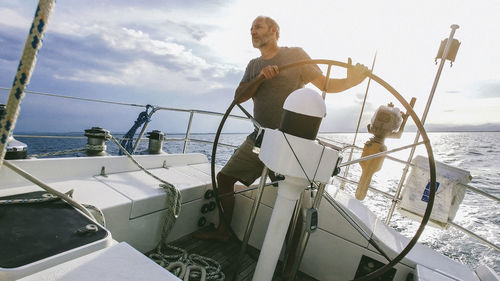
[0,87,147,108]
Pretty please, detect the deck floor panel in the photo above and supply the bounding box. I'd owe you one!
[165,229,319,281]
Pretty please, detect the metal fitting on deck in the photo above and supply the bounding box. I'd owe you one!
[84,127,110,156]
[146,130,165,154]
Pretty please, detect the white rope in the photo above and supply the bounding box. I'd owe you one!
[108,135,182,241]
[0,190,64,205]
[149,244,224,281]
[82,203,106,227]
[184,265,207,281]
[2,161,95,220]
[0,189,106,227]
[0,0,56,168]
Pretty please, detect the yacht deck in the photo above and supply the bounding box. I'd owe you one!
[169,229,318,281]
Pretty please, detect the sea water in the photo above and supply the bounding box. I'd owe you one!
[13,131,500,272]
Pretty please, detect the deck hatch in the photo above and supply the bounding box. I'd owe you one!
[0,191,109,268]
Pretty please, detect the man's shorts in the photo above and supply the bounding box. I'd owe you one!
[220,134,266,186]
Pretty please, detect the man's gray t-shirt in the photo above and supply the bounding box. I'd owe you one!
[241,47,322,129]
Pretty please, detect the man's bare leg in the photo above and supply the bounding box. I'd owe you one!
[193,172,237,242]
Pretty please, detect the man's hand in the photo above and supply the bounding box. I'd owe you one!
[259,65,280,79]
[347,58,369,86]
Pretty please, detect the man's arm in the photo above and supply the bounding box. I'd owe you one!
[311,59,369,93]
[234,65,279,103]
[234,78,263,103]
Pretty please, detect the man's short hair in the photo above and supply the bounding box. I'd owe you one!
[261,16,280,40]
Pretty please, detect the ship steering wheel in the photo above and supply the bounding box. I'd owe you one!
[210,59,437,281]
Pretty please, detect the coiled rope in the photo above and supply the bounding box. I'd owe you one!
[2,160,97,220]
[0,190,70,205]
[0,0,56,168]
[119,105,153,155]
[109,133,223,279]
[149,244,225,281]
[108,134,182,240]
[0,190,106,229]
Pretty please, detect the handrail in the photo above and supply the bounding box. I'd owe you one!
[154,106,250,121]
[338,141,426,167]
[183,111,195,153]
[460,183,500,202]
[14,135,499,205]
[128,106,251,154]
[334,171,500,253]
[334,175,395,200]
[448,221,500,252]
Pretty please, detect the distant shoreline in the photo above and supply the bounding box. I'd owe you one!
[13,130,500,136]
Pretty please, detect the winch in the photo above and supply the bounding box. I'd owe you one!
[146,130,165,154]
[84,127,110,156]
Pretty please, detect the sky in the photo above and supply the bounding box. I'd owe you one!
[1,0,499,134]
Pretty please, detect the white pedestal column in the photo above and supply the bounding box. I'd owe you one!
[252,176,307,281]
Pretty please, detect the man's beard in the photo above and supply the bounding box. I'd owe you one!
[252,31,274,48]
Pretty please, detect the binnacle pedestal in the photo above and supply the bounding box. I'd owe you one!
[251,88,340,281]
[252,129,340,281]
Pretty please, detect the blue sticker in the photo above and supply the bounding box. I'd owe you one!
[421,181,440,202]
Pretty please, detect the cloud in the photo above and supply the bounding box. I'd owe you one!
[53,59,218,91]
[0,7,31,28]
[6,22,242,95]
[0,24,30,62]
[476,81,500,98]
[103,27,209,69]
[3,0,500,134]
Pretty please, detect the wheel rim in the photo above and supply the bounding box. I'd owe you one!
[210,59,437,280]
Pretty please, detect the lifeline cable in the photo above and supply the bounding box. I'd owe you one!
[0,0,56,168]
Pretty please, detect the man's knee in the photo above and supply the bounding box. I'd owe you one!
[217,172,237,192]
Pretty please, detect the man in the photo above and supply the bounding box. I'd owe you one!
[196,17,368,268]
[197,15,368,240]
